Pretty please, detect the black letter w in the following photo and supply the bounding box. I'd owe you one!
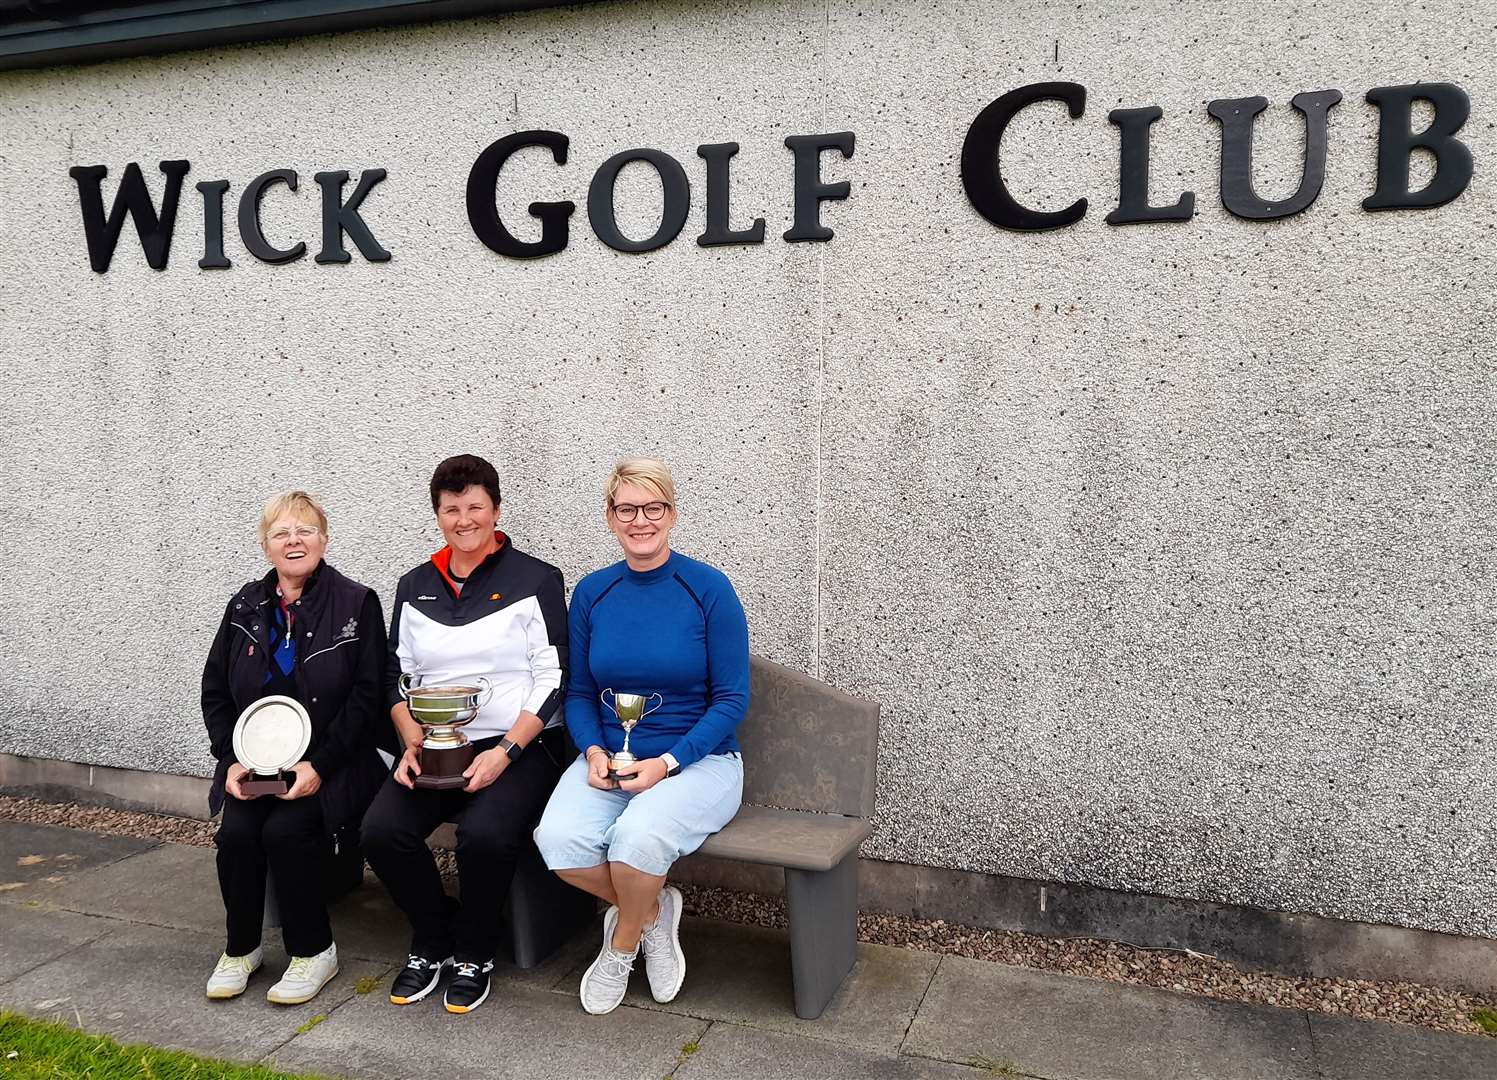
[69,160,190,272]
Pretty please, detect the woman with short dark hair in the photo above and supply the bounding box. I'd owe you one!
[361,454,570,1015]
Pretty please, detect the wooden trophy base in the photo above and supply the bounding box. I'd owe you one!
[241,772,291,796]
[414,742,475,790]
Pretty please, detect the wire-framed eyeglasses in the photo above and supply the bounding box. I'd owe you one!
[266,525,321,543]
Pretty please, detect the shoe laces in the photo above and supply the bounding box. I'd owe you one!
[404,954,434,971]
[454,961,482,979]
[284,955,315,980]
[215,953,253,976]
[598,948,636,981]
[641,898,673,950]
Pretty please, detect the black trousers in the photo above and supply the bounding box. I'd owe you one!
[215,792,332,958]
[361,730,566,964]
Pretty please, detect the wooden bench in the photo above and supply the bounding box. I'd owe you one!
[695,654,879,1019]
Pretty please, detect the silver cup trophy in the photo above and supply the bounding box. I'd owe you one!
[399,674,493,790]
[600,689,664,781]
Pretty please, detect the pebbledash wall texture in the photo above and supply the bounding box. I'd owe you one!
[0,0,1493,939]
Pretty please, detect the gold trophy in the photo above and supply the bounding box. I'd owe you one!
[600,689,664,781]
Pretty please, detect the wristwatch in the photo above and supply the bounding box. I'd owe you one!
[661,753,682,777]
[499,737,524,761]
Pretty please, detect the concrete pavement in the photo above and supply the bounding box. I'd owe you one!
[1,820,1493,1080]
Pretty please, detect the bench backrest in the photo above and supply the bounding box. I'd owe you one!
[736,654,879,819]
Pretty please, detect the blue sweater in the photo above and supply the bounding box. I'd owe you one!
[566,551,749,770]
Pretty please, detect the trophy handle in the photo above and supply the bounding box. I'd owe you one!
[643,692,665,717]
[599,688,617,717]
[398,672,418,699]
[474,676,494,708]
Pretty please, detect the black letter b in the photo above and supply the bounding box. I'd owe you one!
[1363,83,1473,212]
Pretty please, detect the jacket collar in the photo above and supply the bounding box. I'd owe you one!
[244,560,337,622]
[431,532,508,594]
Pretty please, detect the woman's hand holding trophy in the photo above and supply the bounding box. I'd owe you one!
[599,689,664,789]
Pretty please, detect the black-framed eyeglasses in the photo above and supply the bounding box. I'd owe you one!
[610,501,672,523]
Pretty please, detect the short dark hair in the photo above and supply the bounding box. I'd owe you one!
[429,454,502,511]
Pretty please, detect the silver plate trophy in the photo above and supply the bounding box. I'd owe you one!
[232,695,312,796]
[399,674,493,790]
[600,689,664,782]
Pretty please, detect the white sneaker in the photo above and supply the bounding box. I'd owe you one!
[580,941,637,1015]
[639,886,686,1003]
[206,947,263,999]
[266,943,338,1005]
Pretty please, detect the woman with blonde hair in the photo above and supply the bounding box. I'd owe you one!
[201,491,388,1005]
[534,457,748,1015]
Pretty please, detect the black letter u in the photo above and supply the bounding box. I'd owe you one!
[1208,90,1342,220]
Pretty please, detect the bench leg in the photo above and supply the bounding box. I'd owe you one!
[506,841,598,969]
[785,855,859,1019]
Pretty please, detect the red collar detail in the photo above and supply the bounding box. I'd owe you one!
[431,531,507,594]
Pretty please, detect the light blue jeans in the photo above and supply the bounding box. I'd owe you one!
[533,752,744,877]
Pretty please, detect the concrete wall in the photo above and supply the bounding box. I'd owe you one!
[0,0,1492,937]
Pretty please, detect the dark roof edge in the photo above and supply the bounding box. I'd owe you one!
[0,0,592,72]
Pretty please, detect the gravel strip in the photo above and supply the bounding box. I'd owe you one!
[4,794,1493,1037]
[0,794,217,847]
[673,884,1497,1038]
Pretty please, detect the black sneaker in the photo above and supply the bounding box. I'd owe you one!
[389,954,451,1005]
[443,959,494,1014]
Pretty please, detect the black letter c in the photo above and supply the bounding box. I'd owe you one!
[238,169,305,264]
[961,82,1087,232]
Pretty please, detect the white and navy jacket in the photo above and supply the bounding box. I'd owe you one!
[384,532,567,740]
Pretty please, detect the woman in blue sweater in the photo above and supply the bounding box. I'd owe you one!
[535,457,749,1015]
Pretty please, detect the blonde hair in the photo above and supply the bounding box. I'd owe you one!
[258,490,329,544]
[604,457,676,509]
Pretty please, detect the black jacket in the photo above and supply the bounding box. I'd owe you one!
[201,561,390,841]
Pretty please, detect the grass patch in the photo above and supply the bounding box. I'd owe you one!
[292,1015,326,1035]
[663,1036,703,1077]
[0,1011,328,1078]
[352,975,382,996]
[1472,1008,1497,1035]
[968,1053,1021,1077]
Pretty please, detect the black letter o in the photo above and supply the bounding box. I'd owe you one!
[587,149,690,253]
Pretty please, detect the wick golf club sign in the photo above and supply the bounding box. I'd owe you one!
[68,80,1473,273]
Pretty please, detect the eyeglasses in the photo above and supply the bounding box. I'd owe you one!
[267,525,321,543]
[610,501,672,523]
